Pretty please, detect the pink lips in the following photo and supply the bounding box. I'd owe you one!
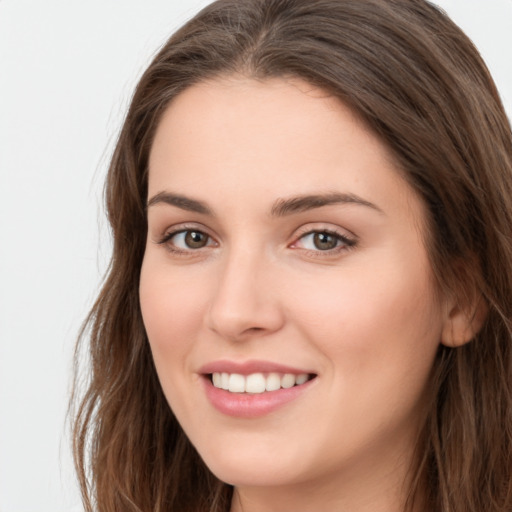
[199,359,316,418]
[199,359,313,376]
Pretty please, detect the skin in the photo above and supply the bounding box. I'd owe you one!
[139,76,468,512]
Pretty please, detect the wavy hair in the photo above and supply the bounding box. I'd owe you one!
[72,1,512,510]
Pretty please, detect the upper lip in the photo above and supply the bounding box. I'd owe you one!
[198,359,315,376]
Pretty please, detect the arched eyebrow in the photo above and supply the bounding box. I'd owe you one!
[270,192,384,217]
[147,191,213,215]
[146,191,383,216]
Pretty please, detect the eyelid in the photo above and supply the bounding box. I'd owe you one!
[155,223,218,253]
[291,222,356,240]
[289,224,357,253]
[153,222,357,257]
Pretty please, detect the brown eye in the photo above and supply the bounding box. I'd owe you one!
[160,229,213,251]
[293,229,356,254]
[184,230,209,248]
[312,232,339,250]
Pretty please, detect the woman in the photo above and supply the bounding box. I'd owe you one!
[72,0,512,511]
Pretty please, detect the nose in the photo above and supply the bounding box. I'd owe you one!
[206,247,285,341]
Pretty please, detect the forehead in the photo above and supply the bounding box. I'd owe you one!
[148,76,423,224]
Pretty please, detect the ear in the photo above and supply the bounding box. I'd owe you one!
[441,292,487,348]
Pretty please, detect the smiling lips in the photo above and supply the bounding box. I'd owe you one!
[211,372,310,393]
[200,361,316,417]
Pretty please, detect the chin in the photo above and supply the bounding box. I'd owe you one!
[207,461,302,488]
[196,440,310,488]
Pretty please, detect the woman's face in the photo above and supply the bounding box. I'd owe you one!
[140,77,449,497]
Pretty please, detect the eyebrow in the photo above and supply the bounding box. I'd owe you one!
[147,191,213,215]
[146,191,383,217]
[270,192,383,217]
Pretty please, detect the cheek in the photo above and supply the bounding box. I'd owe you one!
[288,258,443,391]
[139,258,210,423]
[139,258,205,369]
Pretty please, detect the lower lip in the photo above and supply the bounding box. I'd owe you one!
[202,376,315,418]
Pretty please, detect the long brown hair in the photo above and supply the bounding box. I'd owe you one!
[72,1,512,510]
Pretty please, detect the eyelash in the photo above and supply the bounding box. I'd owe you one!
[156,226,216,256]
[156,226,357,257]
[291,228,357,256]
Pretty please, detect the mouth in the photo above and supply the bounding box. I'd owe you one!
[207,372,317,394]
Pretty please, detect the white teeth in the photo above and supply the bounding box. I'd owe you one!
[211,371,311,393]
[245,373,266,393]
[212,372,222,388]
[296,373,309,385]
[265,372,281,391]
[281,373,296,389]
[228,373,245,393]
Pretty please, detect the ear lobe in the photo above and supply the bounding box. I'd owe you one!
[441,294,487,348]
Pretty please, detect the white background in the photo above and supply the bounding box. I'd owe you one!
[0,1,511,511]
